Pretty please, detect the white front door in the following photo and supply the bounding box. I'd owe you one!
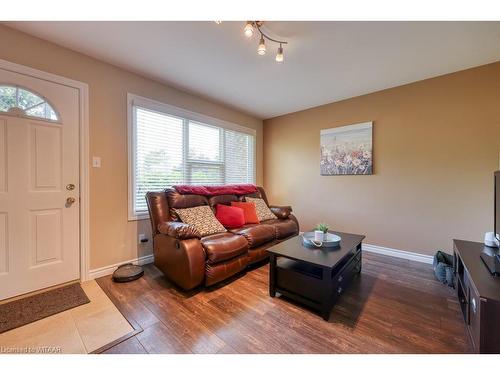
[0,68,80,300]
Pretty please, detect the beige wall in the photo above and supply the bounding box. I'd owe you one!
[0,25,263,270]
[264,62,500,256]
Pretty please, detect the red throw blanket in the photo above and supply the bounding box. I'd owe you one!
[174,184,258,196]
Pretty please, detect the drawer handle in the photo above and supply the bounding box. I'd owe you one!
[337,287,343,294]
[471,298,477,314]
[338,275,343,282]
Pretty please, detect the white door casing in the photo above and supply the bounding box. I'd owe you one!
[0,67,82,300]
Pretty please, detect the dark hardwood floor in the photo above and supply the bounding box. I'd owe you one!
[96,251,471,354]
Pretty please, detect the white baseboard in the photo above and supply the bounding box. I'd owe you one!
[87,242,432,280]
[88,254,155,280]
[299,232,433,264]
[363,243,433,264]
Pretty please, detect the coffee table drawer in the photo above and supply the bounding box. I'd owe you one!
[276,259,323,302]
[333,252,361,296]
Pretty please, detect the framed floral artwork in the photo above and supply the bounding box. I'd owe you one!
[320,122,373,175]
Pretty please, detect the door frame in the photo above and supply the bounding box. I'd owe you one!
[0,58,91,282]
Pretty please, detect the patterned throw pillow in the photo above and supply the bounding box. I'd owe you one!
[174,206,226,237]
[245,197,277,222]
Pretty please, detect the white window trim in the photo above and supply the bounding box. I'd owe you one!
[127,93,257,221]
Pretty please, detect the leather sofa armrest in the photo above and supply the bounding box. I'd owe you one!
[157,221,201,240]
[270,205,292,220]
[153,235,205,290]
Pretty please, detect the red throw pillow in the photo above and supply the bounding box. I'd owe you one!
[215,204,245,228]
[231,201,260,224]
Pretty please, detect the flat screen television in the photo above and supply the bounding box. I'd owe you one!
[481,171,500,275]
[496,171,500,241]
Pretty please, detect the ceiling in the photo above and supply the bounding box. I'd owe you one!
[6,21,500,119]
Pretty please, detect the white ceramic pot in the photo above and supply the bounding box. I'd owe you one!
[314,230,325,242]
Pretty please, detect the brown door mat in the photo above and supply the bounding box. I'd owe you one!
[0,283,90,334]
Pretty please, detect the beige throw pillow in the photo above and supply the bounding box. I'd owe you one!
[245,197,277,222]
[174,206,226,237]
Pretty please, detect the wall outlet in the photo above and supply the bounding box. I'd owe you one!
[92,156,101,168]
[138,234,148,244]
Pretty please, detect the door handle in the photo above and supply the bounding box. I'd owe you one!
[66,184,76,191]
[66,197,76,206]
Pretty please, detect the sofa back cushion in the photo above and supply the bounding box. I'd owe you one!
[215,204,245,228]
[238,191,262,202]
[208,194,238,208]
[245,197,277,222]
[174,206,226,237]
[166,188,209,209]
[231,201,260,224]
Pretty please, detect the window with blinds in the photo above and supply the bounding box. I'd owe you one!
[130,101,255,218]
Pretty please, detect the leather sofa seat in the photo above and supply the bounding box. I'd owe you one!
[263,219,299,239]
[201,233,248,264]
[230,224,275,248]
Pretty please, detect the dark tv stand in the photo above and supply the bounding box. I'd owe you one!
[453,239,500,353]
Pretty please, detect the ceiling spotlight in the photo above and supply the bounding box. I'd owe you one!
[243,22,254,38]
[276,44,284,62]
[257,35,266,55]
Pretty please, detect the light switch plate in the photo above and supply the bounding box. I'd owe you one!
[92,156,101,168]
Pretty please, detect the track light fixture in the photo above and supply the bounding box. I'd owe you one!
[243,21,288,63]
[276,44,284,62]
[243,21,254,38]
[257,35,266,55]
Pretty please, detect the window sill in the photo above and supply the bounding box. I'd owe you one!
[128,213,150,222]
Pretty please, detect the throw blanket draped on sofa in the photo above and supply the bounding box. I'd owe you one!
[173,184,258,196]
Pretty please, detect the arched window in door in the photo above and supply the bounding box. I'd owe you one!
[0,85,59,121]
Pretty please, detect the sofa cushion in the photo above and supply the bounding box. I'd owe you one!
[231,201,260,224]
[174,206,226,237]
[245,197,277,222]
[238,191,262,201]
[201,233,248,264]
[208,194,238,207]
[264,219,299,239]
[230,224,275,248]
[215,204,245,229]
[166,189,208,209]
[227,223,258,232]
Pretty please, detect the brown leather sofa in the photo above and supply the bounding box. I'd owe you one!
[146,186,299,290]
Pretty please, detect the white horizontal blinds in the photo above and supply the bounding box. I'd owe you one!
[132,103,256,216]
[187,121,224,185]
[134,107,184,213]
[225,129,255,184]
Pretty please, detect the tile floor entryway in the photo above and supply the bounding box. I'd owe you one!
[0,280,134,354]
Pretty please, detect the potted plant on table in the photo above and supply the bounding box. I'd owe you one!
[314,223,329,242]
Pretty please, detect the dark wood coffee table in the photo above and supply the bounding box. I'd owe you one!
[268,231,365,320]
